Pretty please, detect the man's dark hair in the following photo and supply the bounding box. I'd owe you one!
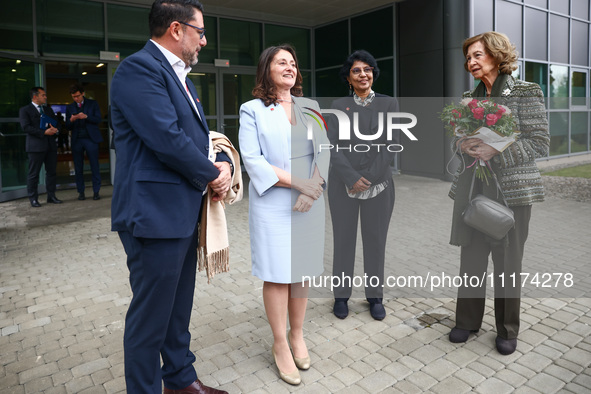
[149,0,204,38]
[69,84,84,95]
[338,50,381,84]
[30,87,45,99]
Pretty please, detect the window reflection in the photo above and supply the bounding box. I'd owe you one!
[36,0,104,56]
[188,72,216,117]
[265,25,310,70]
[0,1,33,52]
[549,112,569,155]
[571,71,587,107]
[549,64,568,109]
[525,62,548,96]
[220,19,261,66]
[107,4,149,58]
[571,112,589,153]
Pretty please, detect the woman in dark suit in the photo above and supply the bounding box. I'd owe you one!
[327,50,398,320]
[448,32,550,355]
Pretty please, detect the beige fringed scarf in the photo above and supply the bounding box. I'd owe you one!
[198,131,243,283]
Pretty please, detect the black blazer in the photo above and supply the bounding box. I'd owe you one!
[66,98,104,144]
[327,93,400,187]
[19,103,58,153]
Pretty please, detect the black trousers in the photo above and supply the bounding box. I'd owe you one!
[455,205,532,339]
[118,221,200,393]
[329,176,395,299]
[27,150,57,201]
[72,137,101,193]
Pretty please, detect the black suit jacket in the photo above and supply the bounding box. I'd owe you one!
[326,93,400,187]
[66,98,104,144]
[19,103,58,153]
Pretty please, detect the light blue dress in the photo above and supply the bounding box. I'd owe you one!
[239,97,330,284]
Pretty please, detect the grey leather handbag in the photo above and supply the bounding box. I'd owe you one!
[462,169,515,240]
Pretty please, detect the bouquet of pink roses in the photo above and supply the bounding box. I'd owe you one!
[441,98,518,182]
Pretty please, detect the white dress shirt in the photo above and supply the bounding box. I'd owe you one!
[150,39,214,165]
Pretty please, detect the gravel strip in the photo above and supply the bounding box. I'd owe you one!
[542,175,591,202]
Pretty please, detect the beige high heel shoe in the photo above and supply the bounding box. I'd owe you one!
[289,330,311,370]
[272,346,301,385]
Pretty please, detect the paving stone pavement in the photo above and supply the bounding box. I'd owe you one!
[1,174,590,393]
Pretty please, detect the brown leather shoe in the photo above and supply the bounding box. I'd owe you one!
[163,379,228,394]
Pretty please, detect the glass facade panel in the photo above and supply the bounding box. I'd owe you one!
[525,62,548,96]
[315,68,348,97]
[549,0,569,14]
[199,16,218,65]
[107,4,150,58]
[0,58,41,118]
[525,8,547,60]
[223,73,256,116]
[301,71,312,98]
[549,64,568,109]
[36,0,104,56]
[571,21,589,66]
[219,19,261,66]
[264,24,311,70]
[0,122,28,192]
[525,0,547,8]
[0,1,33,52]
[373,59,394,97]
[350,8,393,59]
[549,15,569,63]
[497,1,523,56]
[315,21,349,69]
[473,0,494,34]
[223,118,239,152]
[572,0,590,20]
[571,71,587,106]
[571,112,589,153]
[206,119,217,133]
[549,112,569,155]
[188,72,216,117]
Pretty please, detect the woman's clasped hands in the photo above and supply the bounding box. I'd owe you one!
[459,137,499,162]
[292,175,324,212]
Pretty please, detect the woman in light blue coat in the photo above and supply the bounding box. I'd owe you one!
[239,45,329,385]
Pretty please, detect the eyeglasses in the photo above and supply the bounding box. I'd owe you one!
[350,67,374,75]
[178,21,206,39]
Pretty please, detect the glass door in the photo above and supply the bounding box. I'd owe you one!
[0,56,43,202]
[45,61,109,191]
[189,67,256,153]
[221,71,256,152]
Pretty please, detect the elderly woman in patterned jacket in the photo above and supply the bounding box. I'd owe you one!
[448,31,550,355]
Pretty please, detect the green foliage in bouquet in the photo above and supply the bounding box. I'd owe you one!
[440,98,516,137]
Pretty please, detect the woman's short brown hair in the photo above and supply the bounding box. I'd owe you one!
[463,31,518,75]
[252,44,303,107]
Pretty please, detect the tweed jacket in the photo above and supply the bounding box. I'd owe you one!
[449,75,550,206]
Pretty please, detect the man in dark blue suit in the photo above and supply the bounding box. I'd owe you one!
[19,87,62,207]
[66,84,103,201]
[110,1,231,393]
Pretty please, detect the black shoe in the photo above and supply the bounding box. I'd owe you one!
[333,298,349,319]
[47,196,62,204]
[367,298,386,320]
[93,192,100,200]
[30,200,41,208]
[496,336,517,355]
[78,193,86,200]
[449,327,479,343]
